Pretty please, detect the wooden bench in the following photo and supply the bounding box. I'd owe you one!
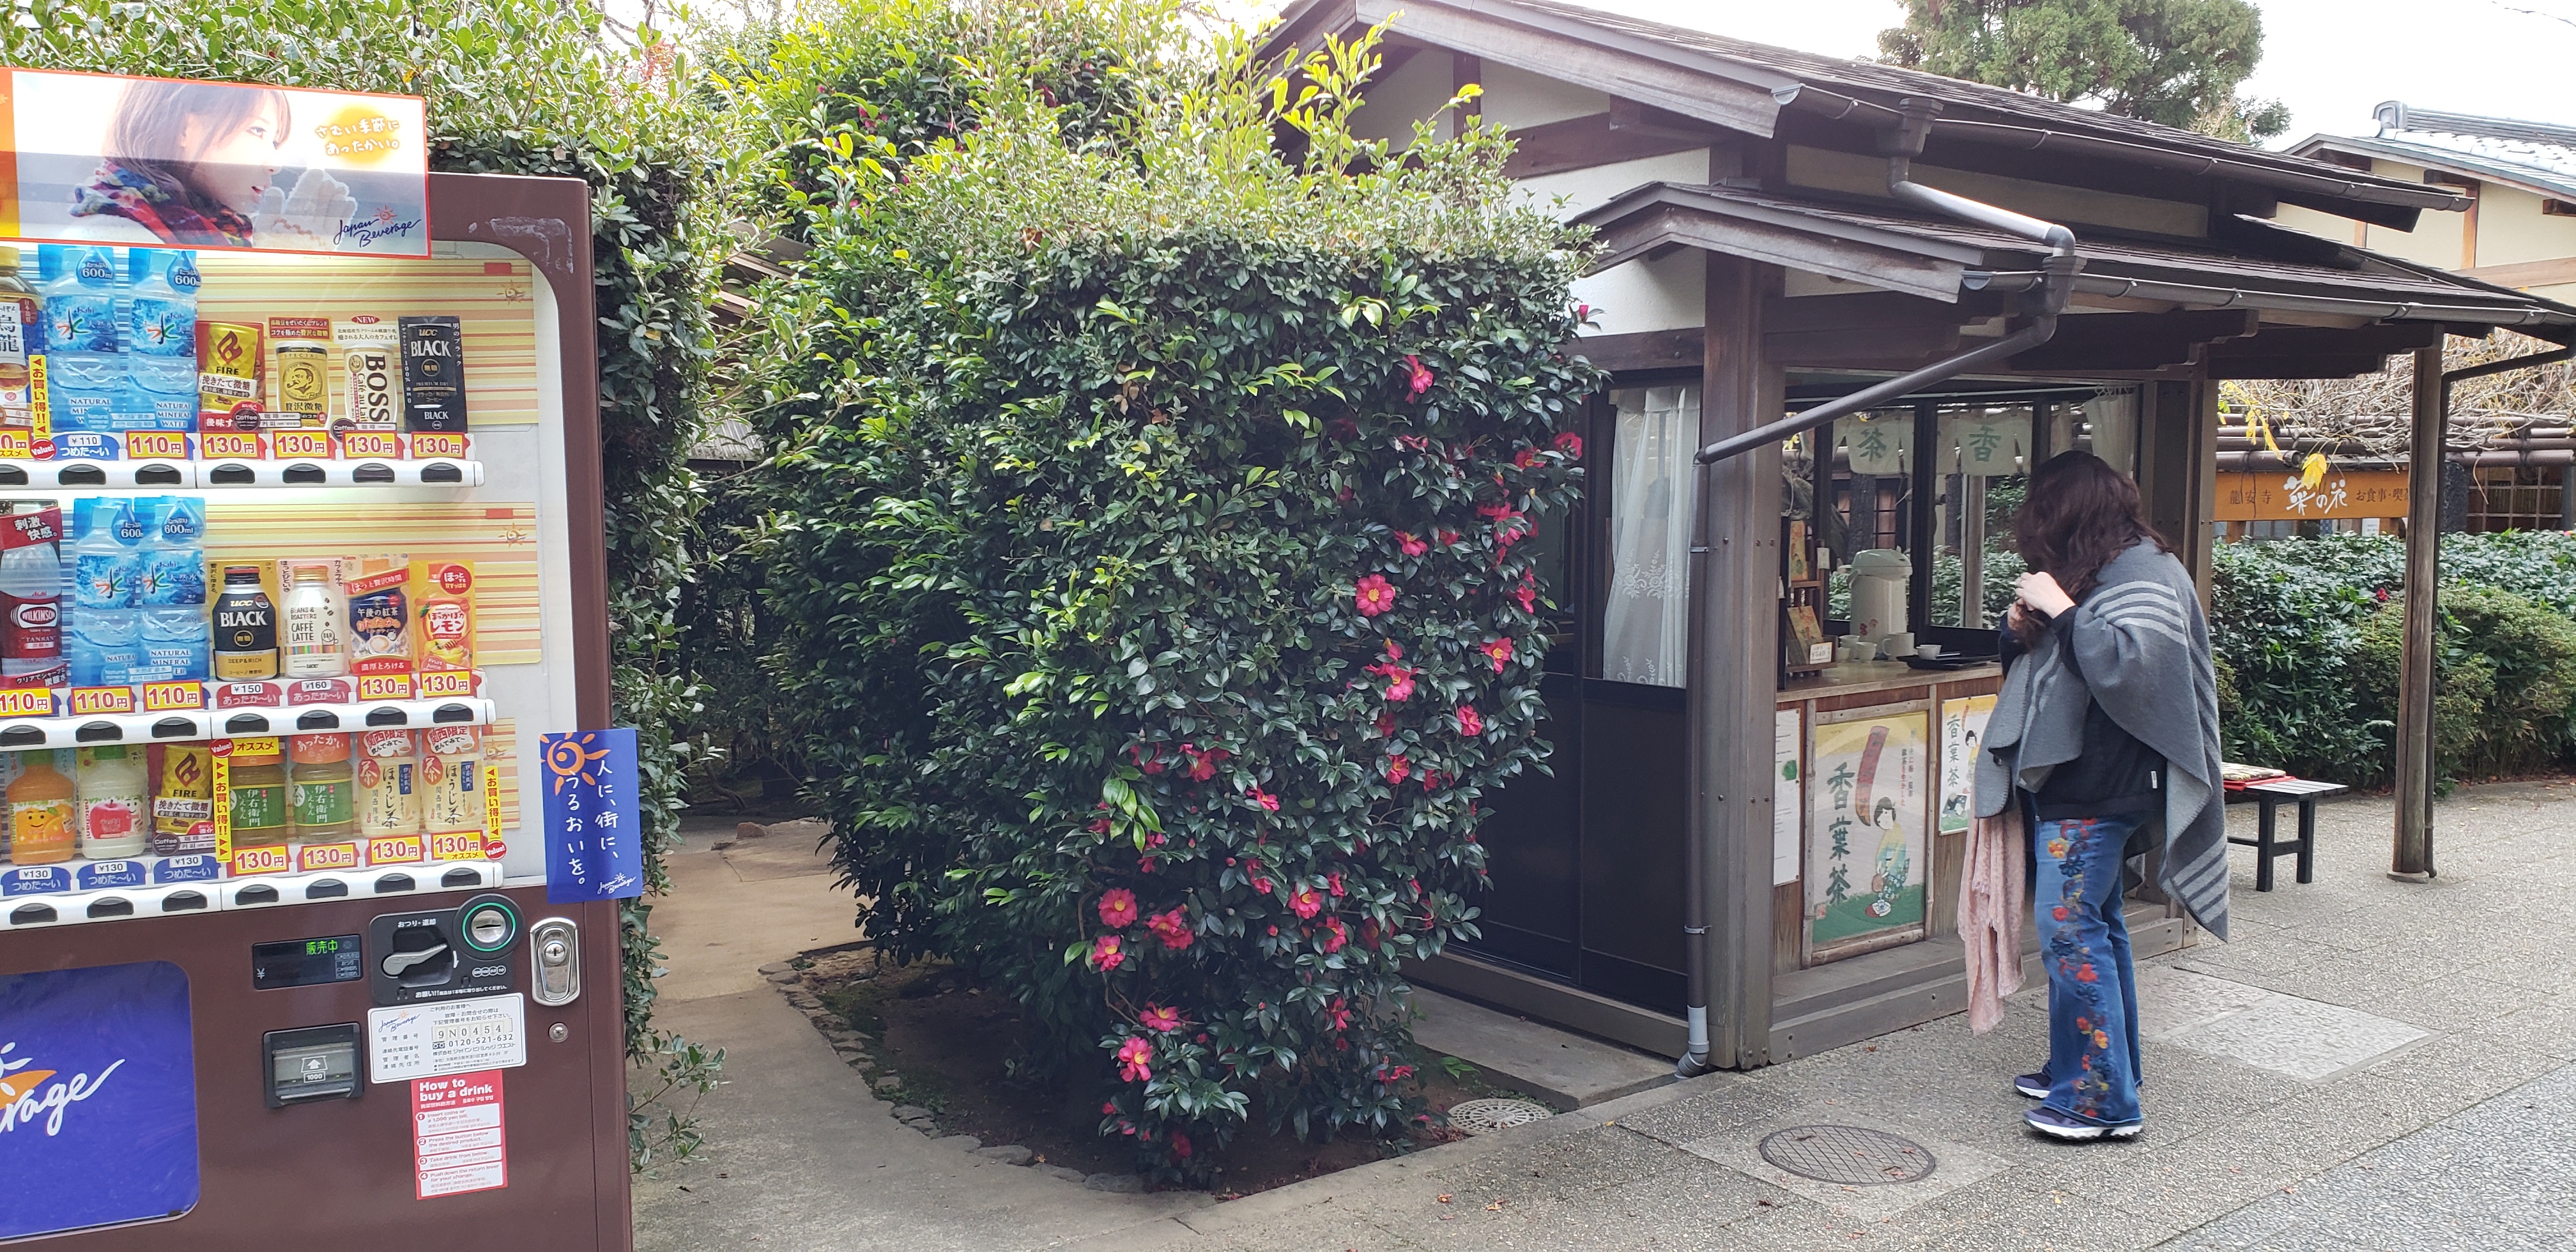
[2222,777,2346,891]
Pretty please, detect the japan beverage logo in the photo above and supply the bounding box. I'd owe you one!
[12,603,56,630]
[0,962,199,1241]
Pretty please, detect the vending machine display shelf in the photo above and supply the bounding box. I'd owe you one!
[0,696,495,751]
[0,457,484,491]
[0,860,503,930]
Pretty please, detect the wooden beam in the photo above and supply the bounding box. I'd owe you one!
[1589,204,1966,303]
[1763,323,1961,367]
[2209,321,2446,360]
[1568,328,1703,374]
[1766,289,2007,335]
[2205,355,2396,380]
[2462,256,2576,289]
[2007,309,2260,371]
[1503,112,1719,179]
[1689,252,1784,1069]
[2394,347,2444,880]
[1359,0,1784,137]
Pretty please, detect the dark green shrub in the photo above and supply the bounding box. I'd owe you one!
[757,32,1597,1178]
[2353,594,2493,785]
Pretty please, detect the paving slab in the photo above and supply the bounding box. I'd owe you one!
[1410,986,1674,1110]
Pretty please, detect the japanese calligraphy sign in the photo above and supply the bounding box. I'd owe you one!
[1806,709,1929,955]
[1940,411,2030,477]
[1837,414,1911,476]
[540,728,641,904]
[1939,694,1996,836]
[2214,470,2407,521]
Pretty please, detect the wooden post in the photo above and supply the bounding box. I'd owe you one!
[1908,400,1938,634]
[2393,346,2445,880]
[1692,253,1783,1067]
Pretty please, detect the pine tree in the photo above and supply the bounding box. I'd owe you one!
[1878,0,2290,142]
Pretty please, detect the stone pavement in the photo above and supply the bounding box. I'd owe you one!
[633,781,2576,1251]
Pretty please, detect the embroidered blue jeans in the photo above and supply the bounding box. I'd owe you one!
[2034,813,2145,1126]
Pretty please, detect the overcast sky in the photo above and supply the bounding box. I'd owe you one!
[1549,0,2576,146]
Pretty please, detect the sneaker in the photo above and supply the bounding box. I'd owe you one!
[2024,1106,2143,1141]
[2014,1072,2051,1099]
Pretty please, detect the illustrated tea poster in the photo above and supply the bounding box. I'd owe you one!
[1807,711,1929,949]
[1938,694,1997,836]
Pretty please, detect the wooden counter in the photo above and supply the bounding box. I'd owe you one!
[1777,659,2003,705]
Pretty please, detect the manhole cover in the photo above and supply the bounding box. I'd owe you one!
[1446,1097,1553,1135]
[1757,1125,1937,1185]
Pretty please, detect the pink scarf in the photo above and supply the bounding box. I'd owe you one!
[1958,807,2025,1033]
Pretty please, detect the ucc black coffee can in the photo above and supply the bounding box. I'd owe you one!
[398,315,468,432]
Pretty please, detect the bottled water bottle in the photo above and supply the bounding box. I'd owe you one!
[68,499,142,687]
[37,246,121,431]
[121,250,198,429]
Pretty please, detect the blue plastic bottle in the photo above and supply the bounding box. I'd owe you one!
[121,249,198,430]
[37,246,121,431]
[137,496,208,682]
[67,498,144,687]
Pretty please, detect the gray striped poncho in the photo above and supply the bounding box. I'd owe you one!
[1974,540,2229,940]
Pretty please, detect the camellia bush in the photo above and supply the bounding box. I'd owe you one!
[754,26,1598,1177]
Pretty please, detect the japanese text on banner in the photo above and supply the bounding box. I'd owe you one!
[540,728,641,903]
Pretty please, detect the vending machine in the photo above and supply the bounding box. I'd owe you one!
[0,71,632,1249]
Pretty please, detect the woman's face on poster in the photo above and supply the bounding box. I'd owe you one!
[183,98,284,215]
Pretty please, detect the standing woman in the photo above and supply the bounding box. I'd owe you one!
[1973,451,2228,1141]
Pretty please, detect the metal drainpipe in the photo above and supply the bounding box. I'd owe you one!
[1671,98,2081,1080]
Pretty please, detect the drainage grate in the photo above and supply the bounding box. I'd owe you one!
[1757,1125,1937,1185]
[1446,1097,1554,1135]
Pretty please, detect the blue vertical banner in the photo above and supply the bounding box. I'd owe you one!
[0,961,200,1241]
[541,728,643,904]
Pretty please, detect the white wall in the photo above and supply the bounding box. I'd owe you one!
[1574,249,1706,336]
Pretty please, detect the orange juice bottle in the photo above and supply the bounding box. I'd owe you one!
[8,752,76,864]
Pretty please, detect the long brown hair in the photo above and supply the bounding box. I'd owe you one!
[105,80,292,210]
[2011,451,2168,643]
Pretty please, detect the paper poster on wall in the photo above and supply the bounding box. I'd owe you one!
[1807,711,1929,950]
[542,728,642,903]
[1939,694,1997,836]
[0,69,428,256]
[1774,708,1802,886]
[0,961,200,1241]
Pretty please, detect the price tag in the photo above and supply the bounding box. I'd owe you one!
[355,673,415,701]
[0,687,56,717]
[230,844,293,876]
[0,429,29,460]
[141,681,205,712]
[68,685,135,715]
[271,429,334,460]
[366,834,425,866]
[200,430,266,460]
[296,841,360,872]
[430,830,486,862]
[406,432,470,460]
[417,669,476,698]
[341,431,404,459]
[122,430,190,460]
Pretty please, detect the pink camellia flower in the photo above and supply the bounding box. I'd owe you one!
[1250,873,1273,896]
[1456,705,1483,737]
[1327,871,1344,897]
[1140,1004,1184,1033]
[1512,577,1538,615]
[1374,712,1396,738]
[1383,1063,1416,1083]
[1098,888,1139,929]
[1385,753,1411,784]
[1554,431,1583,458]
[1396,531,1429,558]
[1365,661,1415,703]
[1147,908,1195,950]
[1395,433,1432,453]
[1354,573,1397,617]
[1480,638,1514,673]
[1116,1035,1154,1082]
[1383,638,1404,661]
[1290,885,1324,919]
[1170,1129,1193,1159]
[1514,448,1542,470]
[1091,934,1126,972]
[1402,354,1434,401]
[1322,917,1349,953]
[1325,997,1353,1032]
[1250,786,1281,813]
[1573,302,1592,323]
[1180,743,1229,781]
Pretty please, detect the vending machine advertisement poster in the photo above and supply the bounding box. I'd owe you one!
[0,68,429,256]
[542,728,642,904]
[0,961,200,1241]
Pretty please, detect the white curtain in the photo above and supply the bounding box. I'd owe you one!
[1602,386,1698,687]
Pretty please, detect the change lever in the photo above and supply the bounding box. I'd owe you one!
[382,943,450,977]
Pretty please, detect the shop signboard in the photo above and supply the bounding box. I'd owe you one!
[2216,468,2407,521]
[0,69,427,256]
[1938,694,1996,836]
[1807,708,1929,956]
